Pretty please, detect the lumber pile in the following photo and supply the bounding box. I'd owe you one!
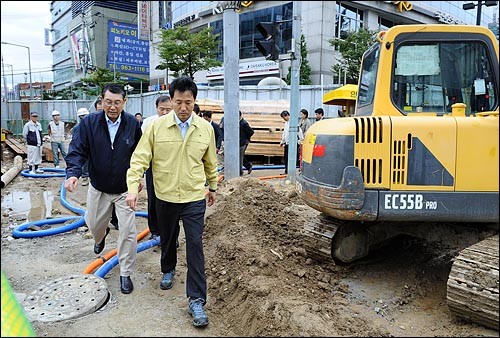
[4,138,53,162]
[197,99,288,157]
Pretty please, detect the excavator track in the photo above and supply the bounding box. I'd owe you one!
[303,213,344,262]
[447,235,499,330]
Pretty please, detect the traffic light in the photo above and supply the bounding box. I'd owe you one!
[255,22,280,61]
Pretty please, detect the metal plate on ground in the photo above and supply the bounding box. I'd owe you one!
[22,274,109,322]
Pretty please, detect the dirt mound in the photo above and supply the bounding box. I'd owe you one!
[203,177,388,336]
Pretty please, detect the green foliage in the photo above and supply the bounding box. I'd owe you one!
[52,88,78,100]
[157,26,222,79]
[329,28,377,84]
[286,35,312,85]
[80,67,127,96]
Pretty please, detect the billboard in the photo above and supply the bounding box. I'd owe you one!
[138,1,150,40]
[107,20,149,75]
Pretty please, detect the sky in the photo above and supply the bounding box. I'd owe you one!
[1,1,53,88]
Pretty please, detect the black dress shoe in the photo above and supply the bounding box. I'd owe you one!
[94,227,110,254]
[120,276,134,294]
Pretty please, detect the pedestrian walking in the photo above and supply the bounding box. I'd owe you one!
[135,113,143,127]
[280,110,303,174]
[315,107,325,121]
[239,111,254,175]
[202,111,223,154]
[126,76,218,327]
[22,112,44,174]
[75,108,90,186]
[299,108,312,136]
[48,110,67,168]
[65,83,143,295]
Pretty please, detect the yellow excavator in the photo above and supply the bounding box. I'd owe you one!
[296,24,499,329]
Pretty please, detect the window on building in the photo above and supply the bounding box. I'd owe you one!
[378,17,396,31]
[334,2,364,41]
[210,2,293,61]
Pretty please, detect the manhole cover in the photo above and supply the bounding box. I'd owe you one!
[23,274,109,322]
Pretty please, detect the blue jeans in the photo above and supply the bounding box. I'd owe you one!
[51,141,67,167]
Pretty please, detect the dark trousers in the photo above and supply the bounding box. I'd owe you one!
[111,205,118,225]
[82,160,89,178]
[156,198,207,301]
[145,167,159,235]
[284,144,289,174]
[239,144,252,175]
[283,144,300,174]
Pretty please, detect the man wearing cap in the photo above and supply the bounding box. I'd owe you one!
[22,112,44,174]
[48,110,67,168]
[75,108,90,185]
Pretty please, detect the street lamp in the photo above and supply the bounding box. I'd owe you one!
[1,41,33,100]
[462,1,498,26]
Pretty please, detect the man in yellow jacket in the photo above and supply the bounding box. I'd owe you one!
[126,76,217,328]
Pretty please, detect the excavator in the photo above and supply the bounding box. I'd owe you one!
[296,24,499,330]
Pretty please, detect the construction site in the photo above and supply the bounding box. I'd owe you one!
[1,137,498,336]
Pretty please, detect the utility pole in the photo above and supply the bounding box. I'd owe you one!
[287,1,301,183]
[81,10,87,100]
[222,1,241,180]
[1,42,32,100]
[1,54,10,116]
[463,1,499,26]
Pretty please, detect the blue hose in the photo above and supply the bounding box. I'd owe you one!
[94,236,160,278]
[12,180,86,238]
[59,181,86,215]
[12,216,86,238]
[20,168,66,178]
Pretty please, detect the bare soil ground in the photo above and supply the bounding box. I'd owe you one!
[1,147,498,337]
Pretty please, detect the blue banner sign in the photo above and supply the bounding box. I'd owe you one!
[107,20,149,75]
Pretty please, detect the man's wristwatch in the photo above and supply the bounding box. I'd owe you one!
[208,188,217,193]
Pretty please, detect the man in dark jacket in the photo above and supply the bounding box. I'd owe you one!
[239,111,254,176]
[64,83,142,295]
[202,111,222,153]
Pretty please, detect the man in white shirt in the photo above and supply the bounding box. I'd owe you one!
[22,112,44,174]
[48,110,67,168]
[280,110,303,175]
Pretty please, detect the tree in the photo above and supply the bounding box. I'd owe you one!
[52,87,78,100]
[79,67,127,97]
[157,26,222,79]
[286,35,312,85]
[329,28,377,85]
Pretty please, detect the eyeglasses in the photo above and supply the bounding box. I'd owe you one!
[103,100,124,107]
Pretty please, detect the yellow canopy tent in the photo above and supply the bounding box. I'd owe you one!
[322,84,358,116]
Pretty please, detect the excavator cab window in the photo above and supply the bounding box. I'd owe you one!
[358,44,380,109]
[392,41,497,116]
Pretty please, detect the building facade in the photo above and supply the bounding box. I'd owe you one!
[48,1,499,93]
[50,1,147,94]
[147,1,498,87]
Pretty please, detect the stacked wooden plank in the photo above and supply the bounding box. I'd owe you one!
[197,99,288,157]
[4,138,53,162]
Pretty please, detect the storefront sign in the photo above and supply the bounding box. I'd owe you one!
[207,60,279,81]
[138,1,150,40]
[435,11,465,25]
[173,14,197,28]
[107,20,150,75]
